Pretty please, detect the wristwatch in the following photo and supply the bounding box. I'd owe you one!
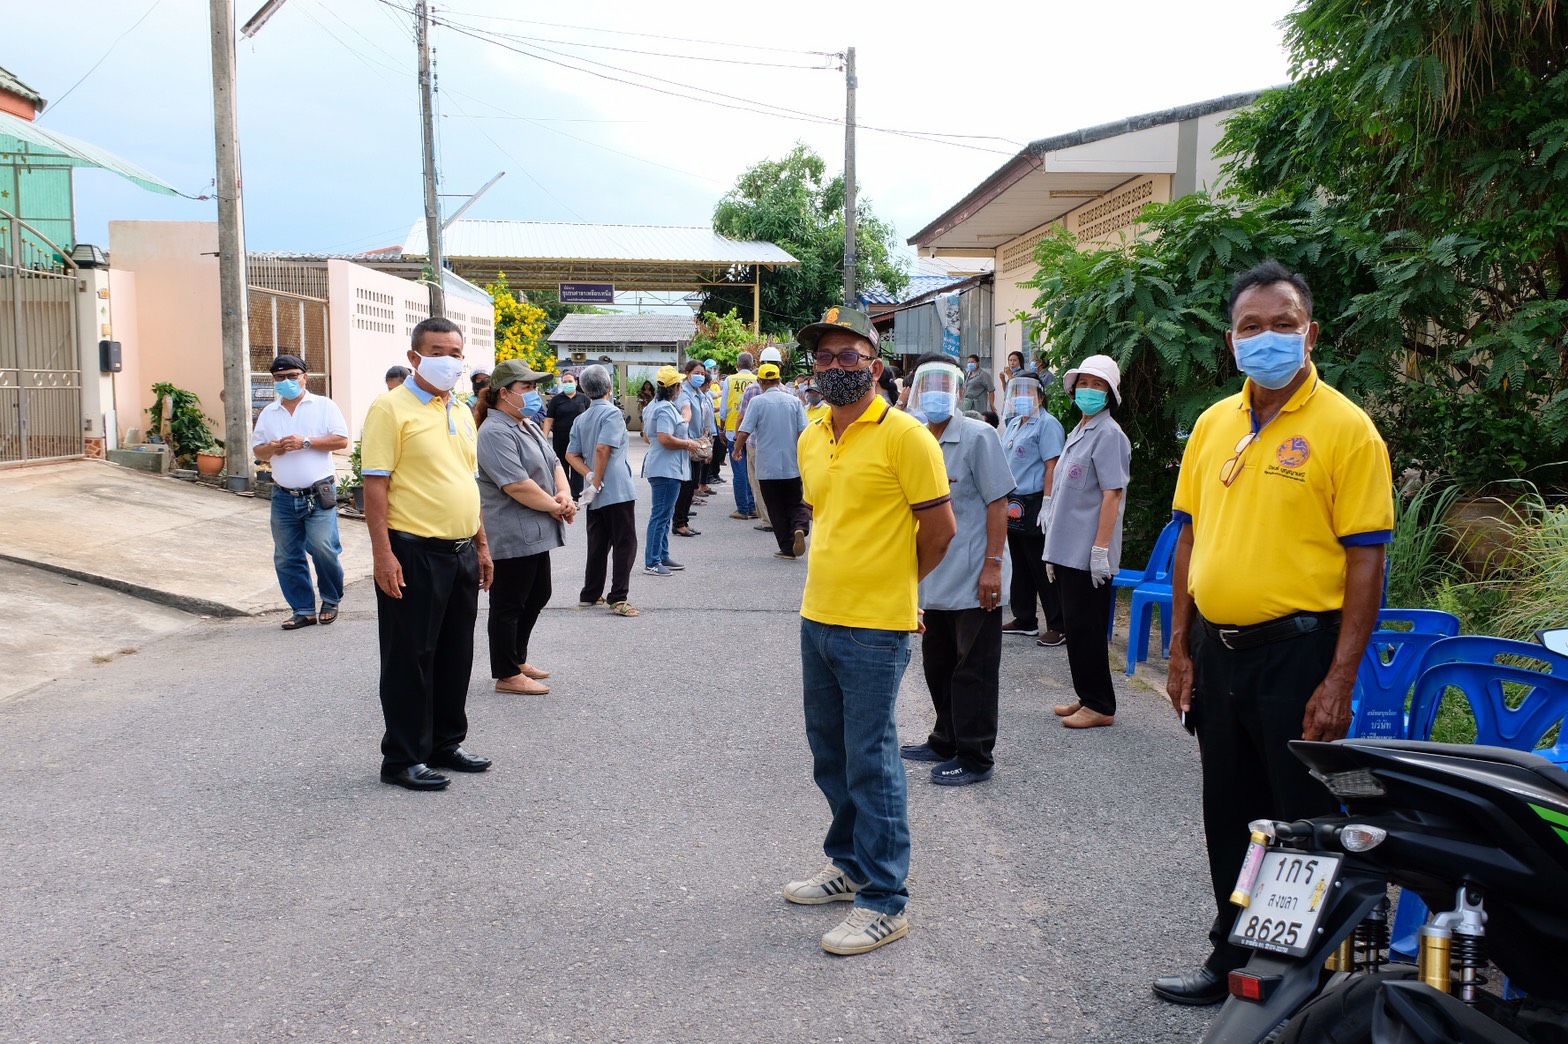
[302,438,313,450]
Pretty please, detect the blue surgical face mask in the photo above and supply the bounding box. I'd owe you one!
[560,382,576,396]
[1234,329,1307,390]
[690,374,706,389]
[1074,388,1108,415]
[919,391,954,423]
[274,378,303,401]
[1012,396,1035,417]
[521,390,542,413]
[965,362,977,373]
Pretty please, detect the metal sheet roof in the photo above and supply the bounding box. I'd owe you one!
[405,220,799,267]
[0,66,45,108]
[0,111,180,196]
[548,313,696,345]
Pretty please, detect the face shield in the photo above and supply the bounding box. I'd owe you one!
[907,361,965,423]
[1003,374,1045,423]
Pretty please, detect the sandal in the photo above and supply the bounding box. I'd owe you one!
[281,613,317,630]
[609,601,641,617]
[318,605,339,625]
[674,527,700,537]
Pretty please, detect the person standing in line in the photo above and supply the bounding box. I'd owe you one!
[251,353,351,630]
[637,380,656,416]
[384,365,410,391]
[564,365,640,618]
[804,383,828,422]
[476,359,576,697]
[1042,355,1131,730]
[672,360,711,538]
[737,345,783,531]
[1153,261,1392,1006]
[720,352,759,520]
[704,359,727,486]
[542,368,591,501]
[959,353,995,415]
[898,355,1014,786]
[361,317,494,792]
[641,365,702,577]
[735,361,810,560]
[782,306,956,956]
[998,373,1068,646]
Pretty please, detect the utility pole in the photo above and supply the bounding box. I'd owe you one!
[416,0,446,317]
[210,0,253,491]
[841,45,857,307]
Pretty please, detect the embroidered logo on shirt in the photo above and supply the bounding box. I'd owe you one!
[1276,437,1311,469]
[1066,462,1087,483]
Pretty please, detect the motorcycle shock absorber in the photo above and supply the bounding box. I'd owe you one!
[1354,895,1390,973]
[1420,886,1488,1003]
[1452,927,1489,1005]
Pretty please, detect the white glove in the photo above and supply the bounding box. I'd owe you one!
[1036,494,1053,533]
[1089,546,1112,588]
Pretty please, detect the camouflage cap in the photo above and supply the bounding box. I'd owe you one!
[795,305,880,355]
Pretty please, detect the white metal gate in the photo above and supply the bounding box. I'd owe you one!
[0,206,81,465]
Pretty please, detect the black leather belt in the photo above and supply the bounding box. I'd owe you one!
[390,530,475,554]
[1201,610,1341,652]
[275,483,313,497]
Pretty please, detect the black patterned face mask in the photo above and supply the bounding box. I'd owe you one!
[816,366,874,406]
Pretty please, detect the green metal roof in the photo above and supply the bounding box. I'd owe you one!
[0,65,45,109]
[0,111,181,196]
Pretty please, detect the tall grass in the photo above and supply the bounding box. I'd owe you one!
[1489,503,1568,640]
[1386,482,1462,609]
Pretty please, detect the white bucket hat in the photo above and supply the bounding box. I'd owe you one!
[1062,354,1122,404]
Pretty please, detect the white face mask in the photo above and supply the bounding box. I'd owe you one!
[413,352,464,391]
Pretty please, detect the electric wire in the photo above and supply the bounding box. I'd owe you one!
[413,5,837,57]
[41,0,165,117]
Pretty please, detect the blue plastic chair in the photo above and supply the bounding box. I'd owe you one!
[1388,640,1568,960]
[1109,518,1183,641]
[1349,610,1462,739]
[1125,581,1175,676]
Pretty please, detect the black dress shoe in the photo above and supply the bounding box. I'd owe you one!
[1152,966,1229,1006]
[429,747,491,773]
[380,763,450,790]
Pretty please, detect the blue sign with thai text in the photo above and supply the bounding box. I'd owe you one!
[559,283,616,304]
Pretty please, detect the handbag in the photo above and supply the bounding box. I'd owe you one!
[688,437,713,463]
[1006,489,1043,533]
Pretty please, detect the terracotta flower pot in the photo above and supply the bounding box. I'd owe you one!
[195,451,224,478]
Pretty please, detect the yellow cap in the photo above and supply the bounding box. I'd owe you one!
[655,365,682,387]
[758,363,781,380]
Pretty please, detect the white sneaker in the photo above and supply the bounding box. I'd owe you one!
[783,863,863,905]
[821,906,909,955]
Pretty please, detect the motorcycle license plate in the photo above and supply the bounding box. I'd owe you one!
[1228,850,1341,959]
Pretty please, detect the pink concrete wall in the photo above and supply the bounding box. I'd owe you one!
[107,221,225,444]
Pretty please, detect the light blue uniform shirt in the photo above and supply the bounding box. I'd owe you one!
[641,399,690,480]
[680,382,713,440]
[566,398,635,508]
[737,386,807,480]
[920,416,1016,611]
[1002,410,1066,494]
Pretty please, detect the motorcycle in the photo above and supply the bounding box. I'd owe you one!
[1198,628,1568,1042]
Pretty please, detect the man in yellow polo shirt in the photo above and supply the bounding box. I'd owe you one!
[780,306,956,956]
[362,316,496,792]
[1153,261,1393,1005]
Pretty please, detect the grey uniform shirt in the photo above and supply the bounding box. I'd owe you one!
[1043,411,1132,572]
[566,399,635,508]
[476,412,566,560]
[960,367,994,413]
[920,415,1016,611]
[737,387,807,480]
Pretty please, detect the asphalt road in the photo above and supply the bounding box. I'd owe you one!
[2,474,1222,1043]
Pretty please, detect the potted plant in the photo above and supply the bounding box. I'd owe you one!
[196,440,225,479]
[147,382,220,472]
[338,439,364,513]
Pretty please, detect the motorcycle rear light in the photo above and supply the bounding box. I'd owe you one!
[1339,824,1388,852]
[1227,970,1281,1003]
[1318,768,1386,799]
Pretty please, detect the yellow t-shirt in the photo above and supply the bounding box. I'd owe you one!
[361,382,481,540]
[1171,366,1394,626]
[798,396,951,631]
[807,403,831,425]
[723,372,757,434]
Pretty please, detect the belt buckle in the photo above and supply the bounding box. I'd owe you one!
[453,537,473,553]
[1219,627,1241,651]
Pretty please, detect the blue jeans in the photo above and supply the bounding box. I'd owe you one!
[727,434,755,514]
[800,617,913,915]
[645,476,679,567]
[270,490,345,614]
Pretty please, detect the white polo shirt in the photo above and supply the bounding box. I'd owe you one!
[250,391,349,489]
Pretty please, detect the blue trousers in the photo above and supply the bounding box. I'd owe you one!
[800,617,913,915]
[727,433,755,514]
[270,490,344,615]
[645,476,679,567]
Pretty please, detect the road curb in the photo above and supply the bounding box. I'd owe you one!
[0,553,249,619]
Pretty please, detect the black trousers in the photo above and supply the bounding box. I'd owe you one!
[555,447,584,500]
[1006,527,1064,632]
[580,499,637,605]
[920,607,1002,771]
[758,476,809,554]
[707,432,726,482]
[1054,564,1117,715]
[488,551,552,679]
[1193,620,1341,972]
[376,533,479,773]
[673,467,698,529]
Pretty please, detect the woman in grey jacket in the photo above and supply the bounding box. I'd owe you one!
[475,359,577,695]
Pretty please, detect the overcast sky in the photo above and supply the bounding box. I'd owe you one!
[13,0,1296,260]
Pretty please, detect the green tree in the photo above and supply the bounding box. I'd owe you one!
[1024,0,1568,555]
[702,144,908,337]
[485,272,556,378]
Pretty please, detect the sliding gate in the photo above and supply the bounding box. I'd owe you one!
[0,206,82,465]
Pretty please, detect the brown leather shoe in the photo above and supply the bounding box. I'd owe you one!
[1062,707,1115,729]
[1053,702,1082,717]
[520,663,551,680]
[496,675,550,695]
